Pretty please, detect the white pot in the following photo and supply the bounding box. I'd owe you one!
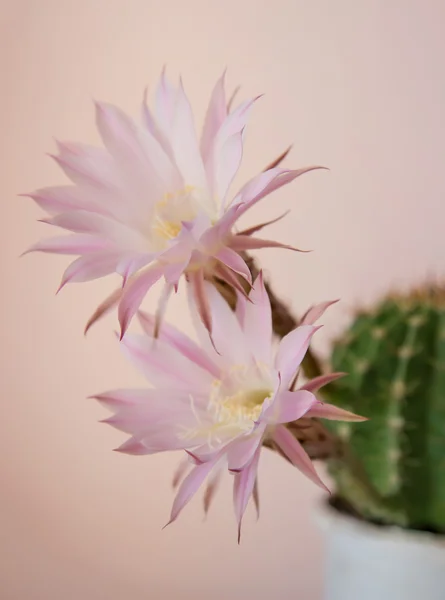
[316,501,445,600]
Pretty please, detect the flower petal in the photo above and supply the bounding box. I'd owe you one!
[190,282,251,365]
[275,325,320,388]
[101,390,202,435]
[116,253,155,285]
[233,446,261,543]
[171,80,208,192]
[262,145,292,171]
[141,87,174,159]
[155,70,178,138]
[213,98,257,203]
[96,101,179,193]
[201,72,227,162]
[58,252,120,289]
[84,285,123,334]
[120,333,214,392]
[172,457,192,489]
[114,437,151,455]
[305,401,367,422]
[45,210,147,251]
[24,234,110,255]
[52,141,120,191]
[264,390,316,424]
[214,131,243,205]
[137,310,220,377]
[213,263,251,301]
[300,299,339,326]
[118,263,165,337]
[273,424,329,492]
[203,469,223,516]
[188,269,212,336]
[229,235,306,253]
[167,458,218,526]
[214,246,252,283]
[299,372,346,393]
[231,166,326,222]
[23,185,111,217]
[242,272,272,363]
[236,211,290,237]
[93,388,156,409]
[228,431,264,472]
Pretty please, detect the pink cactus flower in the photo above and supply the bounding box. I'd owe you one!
[23,71,323,337]
[94,274,365,539]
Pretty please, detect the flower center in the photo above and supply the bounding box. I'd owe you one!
[180,363,274,448]
[148,185,217,251]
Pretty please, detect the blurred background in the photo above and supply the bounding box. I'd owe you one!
[1,1,444,598]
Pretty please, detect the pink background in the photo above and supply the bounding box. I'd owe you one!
[2,1,444,598]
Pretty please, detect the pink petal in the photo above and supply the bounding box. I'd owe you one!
[170,80,208,192]
[231,166,326,222]
[118,263,164,338]
[228,432,264,472]
[262,145,292,171]
[306,401,367,422]
[253,478,260,519]
[84,285,123,334]
[233,446,261,543]
[235,288,246,327]
[114,437,150,455]
[45,210,147,250]
[300,372,346,393]
[213,263,251,301]
[242,271,272,363]
[52,141,120,191]
[167,458,218,526]
[200,72,227,162]
[273,425,329,492]
[141,87,175,159]
[214,247,252,283]
[229,235,307,253]
[275,325,320,388]
[96,101,178,192]
[300,299,339,326]
[264,390,316,424]
[199,204,243,252]
[152,283,174,338]
[203,469,223,516]
[58,252,119,289]
[236,211,290,237]
[173,458,192,489]
[162,256,191,286]
[200,282,251,364]
[214,131,243,204]
[116,253,155,285]
[226,85,240,112]
[101,391,200,435]
[24,234,110,255]
[22,185,111,217]
[93,388,155,409]
[188,269,212,336]
[155,69,178,137]
[137,310,220,377]
[212,98,257,202]
[120,333,214,392]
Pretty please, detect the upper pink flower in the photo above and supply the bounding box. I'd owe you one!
[94,274,365,540]
[24,71,323,337]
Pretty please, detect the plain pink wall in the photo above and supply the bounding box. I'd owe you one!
[2,1,444,598]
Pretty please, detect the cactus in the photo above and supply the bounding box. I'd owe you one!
[326,287,445,533]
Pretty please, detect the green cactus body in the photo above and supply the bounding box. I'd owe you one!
[326,289,445,533]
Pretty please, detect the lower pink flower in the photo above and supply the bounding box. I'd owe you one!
[94,274,365,540]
